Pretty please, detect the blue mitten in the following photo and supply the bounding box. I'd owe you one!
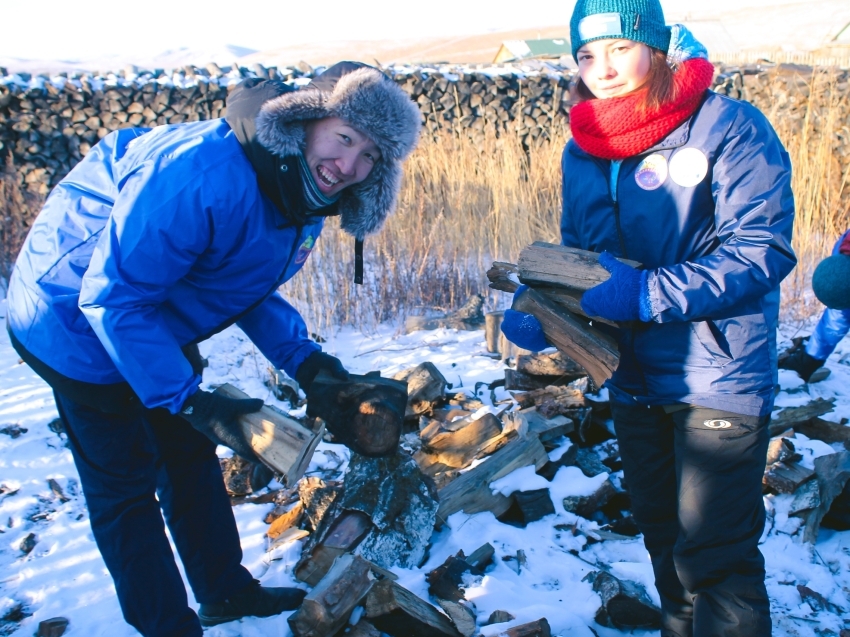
[581,252,651,322]
[501,286,549,352]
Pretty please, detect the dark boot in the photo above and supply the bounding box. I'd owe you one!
[778,347,826,382]
[197,580,306,627]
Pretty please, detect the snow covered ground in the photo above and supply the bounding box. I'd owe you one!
[1,291,849,636]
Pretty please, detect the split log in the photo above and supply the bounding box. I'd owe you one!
[512,287,619,387]
[267,501,304,540]
[801,451,850,543]
[499,333,533,364]
[514,488,556,524]
[364,579,462,637]
[532,285,619,327]
[485,610,516,626]
[485,311,505,354]
[512,384,587,410]
[336,454,438,571]
[347,621,382,637]
[768,398,836,437]
[393,362,447,419]
[214,383,323,486]
[437,600,477,637]
[437,436,549,522]
[426,543,492,602]
[486,261,520,293]
[765,436,801,466]
[405,295,485,333]
[506,369,578,391]
[563,478,617,518]
[517,242,640,293]
[306,372,407,456]
[414,413,504,476]
[789,479,821,516]
[519,408,575,442]
[288,553,374,637]
[516,351,585,379]
[295,510,374,586]
[36,618,69,637]
[795,417,850,446]
[763,461,815,494]
[299,477,342,533]
[575,448,610,478]
[592,571,661,630]
[486,261,617,328]
[502,618,551,637]
[219,455,272,496]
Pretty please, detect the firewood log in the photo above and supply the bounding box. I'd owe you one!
[214,384,323,486]
[512,287,619,387]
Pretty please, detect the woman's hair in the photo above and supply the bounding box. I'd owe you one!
[574,47,675,111]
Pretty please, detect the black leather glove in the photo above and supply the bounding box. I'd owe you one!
[295,351,350,394]
[778,348,826,383]
[179,390,264,462]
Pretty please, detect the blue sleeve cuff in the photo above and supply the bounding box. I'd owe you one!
[638,270,653,322]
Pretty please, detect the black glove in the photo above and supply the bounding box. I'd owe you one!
[295,351,350,394]
[179,390,264,462]
[778,348,826,383]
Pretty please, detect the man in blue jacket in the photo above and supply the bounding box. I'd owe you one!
[6,62,420,635]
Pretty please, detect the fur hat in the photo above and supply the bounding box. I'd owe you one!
[570,0,671,60]
[256,62,422,239]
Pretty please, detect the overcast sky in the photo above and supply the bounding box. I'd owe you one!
[1,0,837,62]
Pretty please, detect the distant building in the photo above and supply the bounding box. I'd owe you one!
[493,38,571,64]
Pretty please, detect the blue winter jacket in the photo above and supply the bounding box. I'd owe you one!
[561,91,796,417]
[8,120,323,413]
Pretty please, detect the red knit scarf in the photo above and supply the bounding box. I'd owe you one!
[569,58,715,160]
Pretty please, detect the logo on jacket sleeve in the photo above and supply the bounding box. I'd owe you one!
[294,236,315,265]
[669,148,709,187]
[635,154,668,191]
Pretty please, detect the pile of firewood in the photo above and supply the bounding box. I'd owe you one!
[487,242,631,387]
[762,398,850,542]
[215,349,669,636]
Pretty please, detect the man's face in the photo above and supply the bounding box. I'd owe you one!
[303,117,381,196]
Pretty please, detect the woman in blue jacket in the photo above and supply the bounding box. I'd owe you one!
[503,1,795,634]
[6,62,420,635]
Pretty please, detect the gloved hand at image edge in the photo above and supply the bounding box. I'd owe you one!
[179,389,264,462]
[580,252,653,323]
[500,285,550,352]
[295,350,350,395]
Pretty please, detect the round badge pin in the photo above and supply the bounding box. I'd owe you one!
[669,148,709,188]
[703,419,732,429]
[634,153,668,191]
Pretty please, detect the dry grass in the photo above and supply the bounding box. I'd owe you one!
[766,69,850,323]
[285,125,568,336]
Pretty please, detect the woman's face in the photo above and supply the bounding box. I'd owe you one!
[576,39,652,99]
[303,117,381,196]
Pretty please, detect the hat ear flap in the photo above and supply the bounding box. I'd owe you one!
[338,159,401,240]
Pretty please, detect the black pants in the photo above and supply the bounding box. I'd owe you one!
[611,403,771,637]
[54,390,254,637]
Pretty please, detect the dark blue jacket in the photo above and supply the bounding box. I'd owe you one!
[561,91,796,416]
[8,120,323,413]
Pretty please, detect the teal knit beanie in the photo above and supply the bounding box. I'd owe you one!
[570,0,671,60]
[812,255,850,310]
